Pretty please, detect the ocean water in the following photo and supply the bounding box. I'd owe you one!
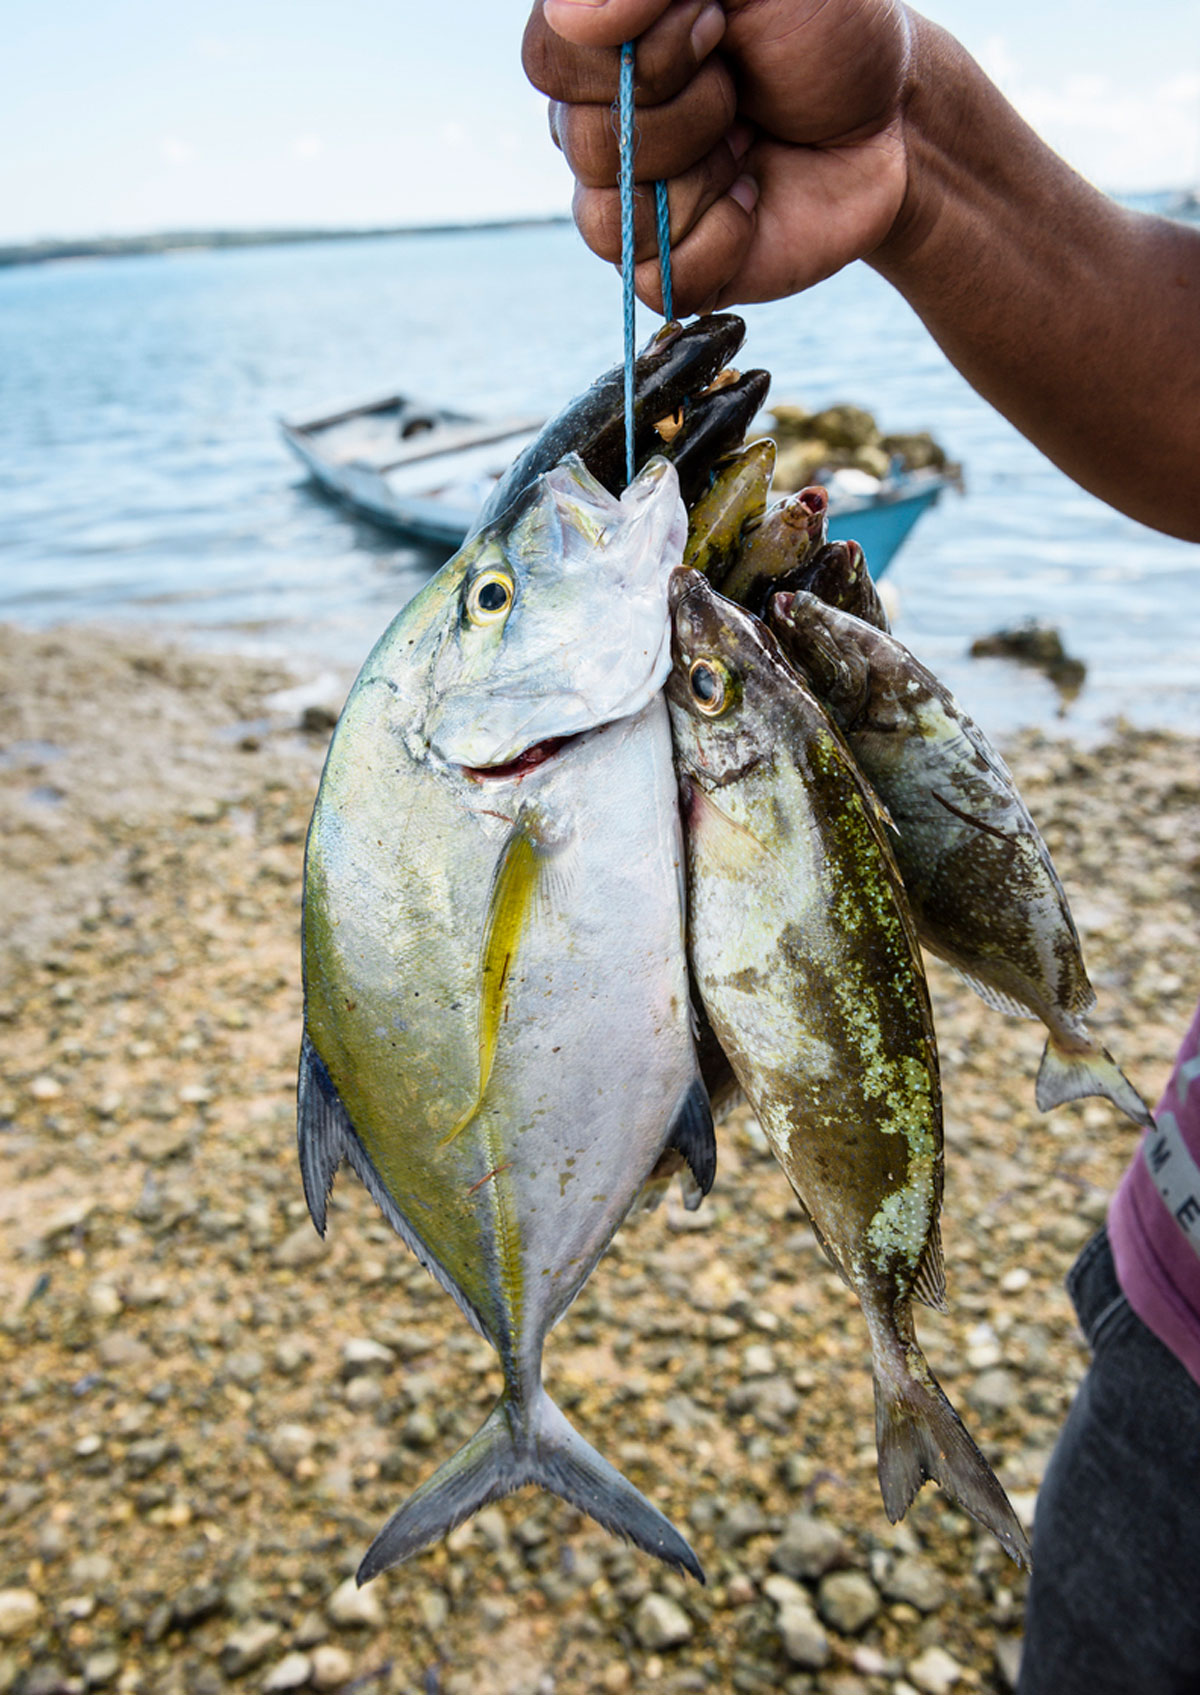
[1,219,1197,738]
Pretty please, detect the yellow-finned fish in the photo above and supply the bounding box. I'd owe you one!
[666,569,1030,1567]
[300,458,714,1582]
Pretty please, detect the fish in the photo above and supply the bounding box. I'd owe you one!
[658,369,772,508]
[714,484,829,610]
[478,314,746,524]
[767,590,1152,1126]
[666,569,1030,1566]
[300,455,714,1582]
[682,440,777,589]
[776,537,890,632]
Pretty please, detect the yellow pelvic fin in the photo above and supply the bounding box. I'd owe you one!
[440,807,575,1147]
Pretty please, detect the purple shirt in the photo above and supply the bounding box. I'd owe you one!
[1109,999,1200,1386]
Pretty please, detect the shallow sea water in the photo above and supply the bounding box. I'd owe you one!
[1,218,1197,738]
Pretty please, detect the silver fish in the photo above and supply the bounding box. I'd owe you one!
[300,457,712,1581]
[768,590,1151,1126]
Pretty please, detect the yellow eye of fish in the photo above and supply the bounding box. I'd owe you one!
[689,658,730,716]
[466,571,514,625]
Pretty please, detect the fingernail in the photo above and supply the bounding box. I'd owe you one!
[727,122,753,163]
[690,3,725,59]
[728,174,759,215]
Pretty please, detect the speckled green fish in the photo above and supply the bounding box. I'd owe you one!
[299,457,714,1583]
[667,570,1029,1565]
[768,591,1152,1127]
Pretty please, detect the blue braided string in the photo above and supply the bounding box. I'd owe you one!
[619,42,636,486]
[619,42,676,484]
[655,180,673,324]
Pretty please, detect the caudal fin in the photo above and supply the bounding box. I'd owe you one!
[872,1319,1030,1568]
[1036,1031,1154,1127]
[358,1392,703,1585]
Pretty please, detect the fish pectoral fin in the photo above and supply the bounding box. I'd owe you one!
[440,806,579,1150]
[688,783,778,879]
[664,1075,717,1207]
[298,1034,492,1342]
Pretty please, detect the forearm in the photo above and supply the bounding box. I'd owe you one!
[873,15,1200,541]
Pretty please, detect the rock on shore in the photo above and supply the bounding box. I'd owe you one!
[1,621,1197,1695]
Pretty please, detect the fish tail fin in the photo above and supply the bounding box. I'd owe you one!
[533,1395,704,1580]
[358,1390,703,1586]
[871,1314,1031,1569]
[1036,1030,1154,1127]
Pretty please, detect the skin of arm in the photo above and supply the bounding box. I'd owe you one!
[525,0,1200,541]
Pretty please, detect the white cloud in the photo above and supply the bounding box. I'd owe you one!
[972,48,1200,190]
[160,137,198,165]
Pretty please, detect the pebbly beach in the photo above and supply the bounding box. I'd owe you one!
[1,618,1197,1695]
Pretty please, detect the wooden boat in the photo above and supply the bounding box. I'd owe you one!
[281,393,955,572]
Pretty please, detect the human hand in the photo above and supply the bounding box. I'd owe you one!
[522,0,915,315]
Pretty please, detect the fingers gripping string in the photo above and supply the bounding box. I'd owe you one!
[618,41,675,485]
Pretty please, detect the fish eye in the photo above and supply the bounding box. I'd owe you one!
[689,658,730,716]
[466,570,514,626]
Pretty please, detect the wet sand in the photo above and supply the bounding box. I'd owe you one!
[1,621,1197,1695]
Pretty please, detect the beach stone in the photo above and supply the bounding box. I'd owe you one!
[778,1604,830,1670]
[633,1594,693,1650]
[969,1369,1019,1415]
[83,1650,120,1688]
[125,1436,173,1478]
[310,1646,353,1689]
[908,1646,965,1694]
[772,1514,846,1580]
[171,1581,224,1628]
[87,1283,122,1320]
[883,1555,948,1613]
[995,1635,1023,1690]
[220,1619,282,1675]
[0,1591,41,1641]
[327,1578,384,1630]
[261,1652,312,1691]
[97,1331,152,1369]
[341,1338,394,1377]
[719,1500,770,1546]
[817,1571,880,1635]
[23,1663,69,1695]
[273,1226,327,1269]
[274,1338,313,1377]
[266,1423,317,1475]
[343,1376,382,1410]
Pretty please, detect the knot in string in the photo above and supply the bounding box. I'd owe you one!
[619,40,674,485]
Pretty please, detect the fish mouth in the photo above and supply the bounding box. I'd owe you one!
[461,733,580,782]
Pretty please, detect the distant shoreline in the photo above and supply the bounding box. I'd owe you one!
[0,214,573,271]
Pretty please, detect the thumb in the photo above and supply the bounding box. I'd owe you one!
[542,0,683,48]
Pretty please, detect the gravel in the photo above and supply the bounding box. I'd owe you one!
[1,621,1196,1694]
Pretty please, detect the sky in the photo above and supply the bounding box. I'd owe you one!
[3,0,1199,244]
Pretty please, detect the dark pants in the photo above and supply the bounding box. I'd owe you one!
[1018,1227,1200,1694]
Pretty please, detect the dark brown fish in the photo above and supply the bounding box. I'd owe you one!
[768,590,1151,1126]
[667,570,1030,1566]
